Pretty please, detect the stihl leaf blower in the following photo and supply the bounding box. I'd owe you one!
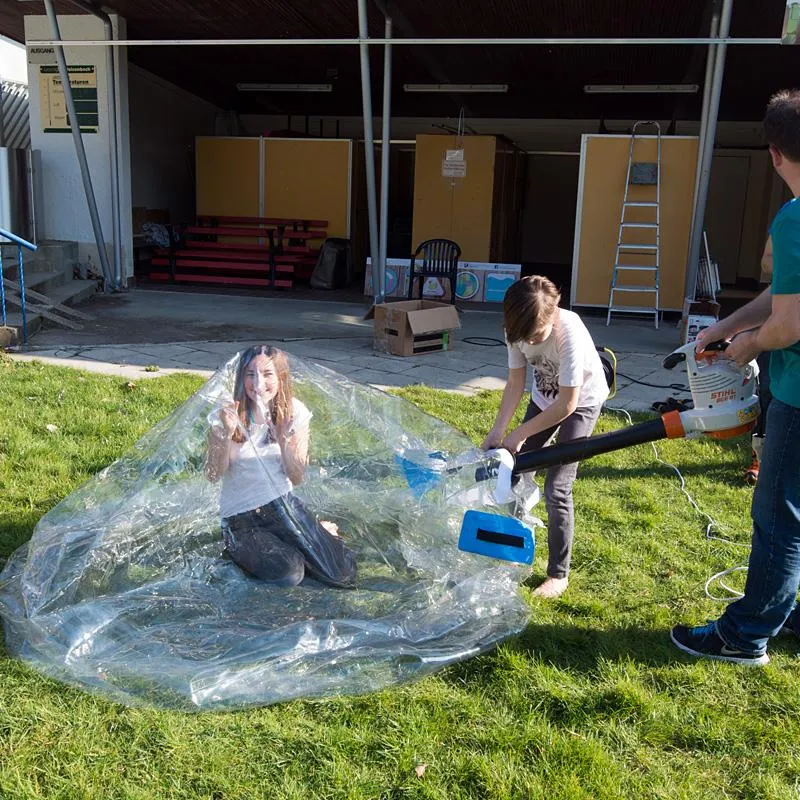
[458,341,760,564]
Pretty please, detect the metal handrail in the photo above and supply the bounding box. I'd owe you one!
[0,228,37,251]
[0,227,38,344]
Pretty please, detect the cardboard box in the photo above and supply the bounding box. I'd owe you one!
[370,300,461,356]
[680,297,720,344]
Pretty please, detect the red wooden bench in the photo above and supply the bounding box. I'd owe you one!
[195,216,329,281]
[146,216,330,288]
[149,225,292,289]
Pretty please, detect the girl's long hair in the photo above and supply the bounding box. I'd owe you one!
[231,345,293,444]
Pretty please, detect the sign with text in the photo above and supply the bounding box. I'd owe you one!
[39,65,99,133]
[27,45,57,65]
[783,0,800,43]
[442,160,467,178]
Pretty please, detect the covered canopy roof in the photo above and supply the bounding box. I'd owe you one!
[1,0,795,120]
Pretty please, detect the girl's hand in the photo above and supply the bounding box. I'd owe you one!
[275,416,295,444]
[219,401,239,438]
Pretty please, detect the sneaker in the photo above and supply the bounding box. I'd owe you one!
[670,622,769,666]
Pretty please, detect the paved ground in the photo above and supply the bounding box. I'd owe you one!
[7,289,692,412]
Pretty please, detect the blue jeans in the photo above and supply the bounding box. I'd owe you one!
[716,398,800,654]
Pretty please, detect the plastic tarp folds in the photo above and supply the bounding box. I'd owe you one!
[0,350,530,710]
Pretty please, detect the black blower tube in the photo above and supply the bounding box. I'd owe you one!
[512,418,669,475]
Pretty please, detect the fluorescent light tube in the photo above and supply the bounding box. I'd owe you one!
[584,84,699,94]
[403,83,508,93]
[236,83,333,92]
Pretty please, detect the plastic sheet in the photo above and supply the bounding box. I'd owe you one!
[0,349,531,711]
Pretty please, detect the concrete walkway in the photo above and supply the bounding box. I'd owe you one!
[8,289,691,412]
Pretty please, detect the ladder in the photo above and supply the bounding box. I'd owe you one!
[606,120,662,329]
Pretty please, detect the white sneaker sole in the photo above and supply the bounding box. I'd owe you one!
[670,630,769,666]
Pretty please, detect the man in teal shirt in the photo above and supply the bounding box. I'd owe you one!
[671,89,800,665]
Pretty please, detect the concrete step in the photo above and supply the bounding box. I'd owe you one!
[2,277,97,343]
[4,268,68,294]
[1,239,78,274]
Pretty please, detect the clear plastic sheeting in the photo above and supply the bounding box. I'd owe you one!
[0,350,531,711]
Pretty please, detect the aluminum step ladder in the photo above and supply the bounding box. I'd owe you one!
[606,120,661,329]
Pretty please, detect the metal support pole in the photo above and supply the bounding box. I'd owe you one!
[104,16,123,290]
[685,0,733,301]
[43,0,114,292]
[378,17,392,303]
[30,36,780,48]
[62,0,123,290]
[689,4,721,262]
[357,0,382,305]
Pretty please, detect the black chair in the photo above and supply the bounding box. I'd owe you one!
[407,238,461,305]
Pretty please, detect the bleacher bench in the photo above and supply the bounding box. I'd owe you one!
[147,216,329,288]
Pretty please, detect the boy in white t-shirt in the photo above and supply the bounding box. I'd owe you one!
[482,276,609,598]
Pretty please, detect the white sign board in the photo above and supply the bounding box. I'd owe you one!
[442,160,467,178]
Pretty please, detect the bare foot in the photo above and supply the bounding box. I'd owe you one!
[532,577,568,599]
[320,520,340,537]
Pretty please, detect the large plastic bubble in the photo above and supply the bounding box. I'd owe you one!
[0,349,531,711]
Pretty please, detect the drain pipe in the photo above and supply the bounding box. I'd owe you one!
[378,16,392,302]
[357,0,382,305]
[43,0,114,292]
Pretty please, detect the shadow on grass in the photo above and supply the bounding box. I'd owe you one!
[443,622,679,690]
[578,460,742,483]
[0,516,37,560]
[509,621,676,668]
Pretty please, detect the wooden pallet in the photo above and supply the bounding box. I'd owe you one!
[3,277,93,330]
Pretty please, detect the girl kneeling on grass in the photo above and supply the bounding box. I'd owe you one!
[206,345,357,588]
[482,277,609,599]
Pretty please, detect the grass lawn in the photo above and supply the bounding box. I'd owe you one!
[1,356,799,800]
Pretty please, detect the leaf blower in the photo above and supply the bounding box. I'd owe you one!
[458,341,761,564]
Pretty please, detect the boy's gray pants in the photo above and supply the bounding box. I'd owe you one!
[520,400,603,579]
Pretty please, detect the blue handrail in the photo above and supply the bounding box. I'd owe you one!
[0,228,37,252]
[0,227,38,344]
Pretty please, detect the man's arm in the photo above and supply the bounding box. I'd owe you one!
[746,293,800,354]
[695,288,773,354]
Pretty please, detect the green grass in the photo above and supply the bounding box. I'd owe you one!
[2,357,800,800]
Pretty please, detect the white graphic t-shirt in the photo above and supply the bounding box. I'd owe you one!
[507,309,609,410]
[220,398,312,519]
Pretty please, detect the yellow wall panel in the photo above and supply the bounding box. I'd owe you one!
[263,139,351,238]
[412,135,497,261]
[573,135,699,311]
[195,137,260,218]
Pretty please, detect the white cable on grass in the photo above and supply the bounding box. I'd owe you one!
[605,406,749,603]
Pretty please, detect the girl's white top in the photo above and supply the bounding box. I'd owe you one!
[507,308,609,410]
[220,398,312,519]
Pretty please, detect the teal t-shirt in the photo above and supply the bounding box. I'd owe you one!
[768,197,800,408]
